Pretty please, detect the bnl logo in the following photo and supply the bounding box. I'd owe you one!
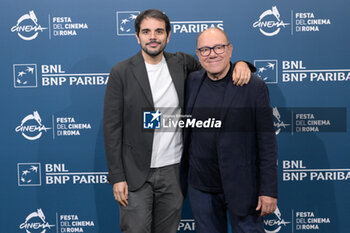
[116,11,140,36]
[143,110,161,129]
[17,163,42,186]
[13,64,38,88]
[254,60,278,84]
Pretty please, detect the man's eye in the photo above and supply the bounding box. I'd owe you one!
[202,48,210,52]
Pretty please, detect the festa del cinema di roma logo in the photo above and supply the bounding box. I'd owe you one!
[19,209,55,233]
[11,10,47,40]
[253,6,289,36]
[15,111,51,140]
[264,206,291,233]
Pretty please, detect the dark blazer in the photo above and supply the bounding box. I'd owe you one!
[182,69,278,216]
[103,51,201,191]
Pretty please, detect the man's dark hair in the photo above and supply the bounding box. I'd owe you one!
[134,9,171,36]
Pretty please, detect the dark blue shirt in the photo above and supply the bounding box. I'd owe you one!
[188,66,232,193]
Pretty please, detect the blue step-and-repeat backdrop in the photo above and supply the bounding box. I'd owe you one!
[1,0,349,232]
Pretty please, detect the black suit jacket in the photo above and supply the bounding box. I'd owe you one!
[103,51,201,191]
[182,69,278,216]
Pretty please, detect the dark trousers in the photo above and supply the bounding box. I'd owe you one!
[189,185,264,233]
[119,164,183,233]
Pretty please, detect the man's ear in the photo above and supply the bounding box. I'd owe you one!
[166,31,171,44]
[228,44,233,58]
[135,33,140,44]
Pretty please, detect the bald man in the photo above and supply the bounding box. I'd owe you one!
[182,28,278,233]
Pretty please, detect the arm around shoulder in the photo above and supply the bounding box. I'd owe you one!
[178,52,202,73]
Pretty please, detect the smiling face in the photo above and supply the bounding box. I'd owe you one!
[196,28,233,80]
[136,17,170,63]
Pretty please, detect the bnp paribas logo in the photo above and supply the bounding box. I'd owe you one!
[143,110,161,129]
[254,60,278,84]
[116,11,140,36]
[13,64,38,88]
[17,163,42,186]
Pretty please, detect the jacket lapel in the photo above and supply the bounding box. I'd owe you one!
[130,52,154,107]
[220,80,240,121]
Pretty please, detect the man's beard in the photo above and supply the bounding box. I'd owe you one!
[141,41,166,57]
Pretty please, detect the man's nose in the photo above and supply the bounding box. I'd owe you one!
[208,50,218,58]
[149,31,157,39]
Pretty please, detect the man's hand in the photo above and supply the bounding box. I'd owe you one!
[232,61,251,86]
[113,181,129,207]
[256,196,277,216]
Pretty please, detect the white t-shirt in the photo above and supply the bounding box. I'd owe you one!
[145,56,183,168]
